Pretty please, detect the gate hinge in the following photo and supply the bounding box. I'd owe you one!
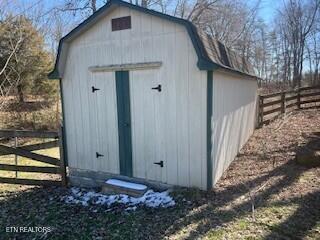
[92,86,100,93]
[151,84,161,92]
[96,152,104,158]
[153,160,164,167]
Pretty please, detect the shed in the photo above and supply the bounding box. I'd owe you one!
[49,0,258,190]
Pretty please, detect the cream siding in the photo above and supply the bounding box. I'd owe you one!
[62,6,207,189]
[210,70,258,185]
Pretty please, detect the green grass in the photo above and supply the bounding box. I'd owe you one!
[0,141,59,192]
[206,228,225,239]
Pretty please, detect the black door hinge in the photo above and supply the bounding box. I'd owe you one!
[96,152,104,158]
[92,86,100,92]
[151,84,161,92]
[154,161,164,167]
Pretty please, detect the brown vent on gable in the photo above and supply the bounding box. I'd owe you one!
[112,16,131,31]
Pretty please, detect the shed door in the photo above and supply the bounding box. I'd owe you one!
[89,72,119,174]
[130,69,166,183]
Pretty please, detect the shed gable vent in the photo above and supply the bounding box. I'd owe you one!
[111,16,131,31]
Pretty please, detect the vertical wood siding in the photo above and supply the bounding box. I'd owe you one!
[62,6,207,189]
[210,70,258,185]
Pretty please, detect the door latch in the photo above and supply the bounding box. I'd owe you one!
[153,160,164,167]
[151,84,161,92]
[96,152,104,158]
[92,86,100,93]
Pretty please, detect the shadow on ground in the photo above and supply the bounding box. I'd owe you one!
[0,111,319,239]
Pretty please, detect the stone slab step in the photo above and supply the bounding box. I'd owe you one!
[101,178,148,197]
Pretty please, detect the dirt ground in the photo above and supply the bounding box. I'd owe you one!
[0,109,319,239]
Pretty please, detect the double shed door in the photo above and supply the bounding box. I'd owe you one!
[89,69,166,183]
[88,71,119,174]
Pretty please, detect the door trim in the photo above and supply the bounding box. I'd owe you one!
[115,71,133,177]
[89,62,162,72]
[206,70,213,190]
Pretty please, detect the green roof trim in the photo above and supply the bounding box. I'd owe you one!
[206,70,213,190]
[48,68,60,79]
[48,0,219,79]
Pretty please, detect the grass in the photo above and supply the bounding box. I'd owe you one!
[1,176,317,239]
[0,110,319,239]
[0,95,60,131]
[0,140,60,193]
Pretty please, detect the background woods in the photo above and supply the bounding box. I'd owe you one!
[0,16,55,103]
[0,0,319,130]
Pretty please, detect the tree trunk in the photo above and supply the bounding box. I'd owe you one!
[17,84,24,103]
[141,0,147,8]
[91,0,97,12]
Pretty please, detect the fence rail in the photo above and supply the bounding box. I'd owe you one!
[0,130,59,138]
[258,85,320,126]
[0,128,67,187]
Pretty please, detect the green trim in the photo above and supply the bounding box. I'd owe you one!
[48,69,60,79]
[59,79,68,166]
[197,59,219,71]
[206,70,213,190]
[48,0,216,79]
[115,71,133,177]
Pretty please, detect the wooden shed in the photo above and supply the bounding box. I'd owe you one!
[49,0,258,190]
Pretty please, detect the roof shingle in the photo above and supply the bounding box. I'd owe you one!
[197,29,255,77]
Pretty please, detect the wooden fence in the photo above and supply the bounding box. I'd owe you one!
[258,85,320,126]
[0,128,67,187]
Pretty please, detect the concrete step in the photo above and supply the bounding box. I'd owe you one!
[101,178,148,197]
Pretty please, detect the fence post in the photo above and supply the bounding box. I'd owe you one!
[59,126,67,187]
[258,95,264,127]
[281,91,286,114]
[14,135,18,178]
[297,88,301,109]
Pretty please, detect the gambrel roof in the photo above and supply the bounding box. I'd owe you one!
[48,0,256,79]
[197,30,255,77]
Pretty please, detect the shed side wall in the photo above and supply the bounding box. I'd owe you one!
[211,70,257,185]
[62,5,207,189]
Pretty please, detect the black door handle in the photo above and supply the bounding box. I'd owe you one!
[96,152,104,158]
[92,86,100,92]
[154,161,164,167]
[151,84,161,92]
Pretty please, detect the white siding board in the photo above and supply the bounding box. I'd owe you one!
[129,9,141,38]
[201,71,207,189]
[163,32,178,185]
[129,73,145,178]
[175,30,189,187]
[87,73,99,171]
[188,64,205,188]
[62,73,78,169]
[130,69,165,182]
[69,49,87,170]
[80,68,93,170]
[90,72,119,174]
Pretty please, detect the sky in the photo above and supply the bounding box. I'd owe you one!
[2,0,285,51]
[258,0,283,23]
[4,0,282,24]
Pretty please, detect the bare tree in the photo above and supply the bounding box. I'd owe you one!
[278,0,319,87]
[59,0,100,15]
[0,17,24,109]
